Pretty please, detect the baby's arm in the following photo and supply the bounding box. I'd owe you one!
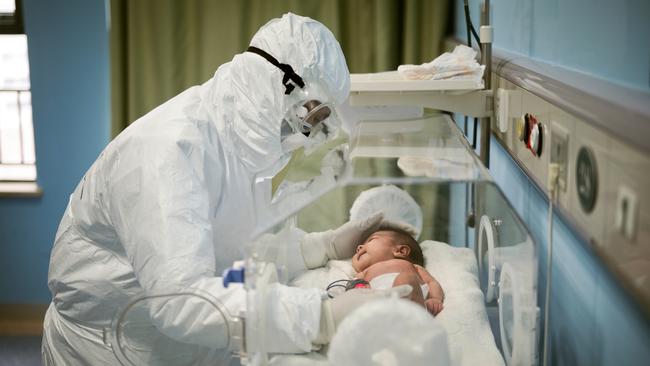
[415,265,444,315]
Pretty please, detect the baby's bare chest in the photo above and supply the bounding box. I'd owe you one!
[364,259,420,281]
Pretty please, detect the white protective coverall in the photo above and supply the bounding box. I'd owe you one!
[43,13,351,365]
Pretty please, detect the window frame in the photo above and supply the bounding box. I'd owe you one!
[0,0,41,197]
[0,0,24,34]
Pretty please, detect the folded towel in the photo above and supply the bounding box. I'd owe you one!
[398,45,485,83]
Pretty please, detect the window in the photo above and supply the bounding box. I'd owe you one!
[0,0,39,196]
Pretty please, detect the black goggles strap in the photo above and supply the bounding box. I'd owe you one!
[247,46,305,95]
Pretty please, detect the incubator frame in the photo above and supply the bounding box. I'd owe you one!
[242,113,540,365]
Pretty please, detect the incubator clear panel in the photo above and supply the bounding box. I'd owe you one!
[244,114,540,366]
[349,114,490,182]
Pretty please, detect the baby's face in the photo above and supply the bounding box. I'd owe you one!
[352,231,399,272]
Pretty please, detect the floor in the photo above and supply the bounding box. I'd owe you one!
[0,337,42,366]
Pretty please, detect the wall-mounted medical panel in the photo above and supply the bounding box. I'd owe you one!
[490,51,650,313]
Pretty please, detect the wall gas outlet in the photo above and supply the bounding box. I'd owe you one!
[550,122,569,191]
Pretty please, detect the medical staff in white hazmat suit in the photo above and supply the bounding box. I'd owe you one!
[42,13,393,365]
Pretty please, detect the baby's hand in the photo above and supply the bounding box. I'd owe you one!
[425,298,444,316]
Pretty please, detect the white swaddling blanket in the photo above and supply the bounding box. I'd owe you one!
[289,240,504,366]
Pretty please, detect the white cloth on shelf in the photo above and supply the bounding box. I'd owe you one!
[397,45,485,83]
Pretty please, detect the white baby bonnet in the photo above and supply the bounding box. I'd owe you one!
[349,185,423,239]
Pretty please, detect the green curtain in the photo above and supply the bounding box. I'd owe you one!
[109,0,451,242]
[110,0,450,136]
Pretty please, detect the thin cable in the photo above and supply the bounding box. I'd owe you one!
[326,279,350,290]
[463,1,471,141]
[326,279,352,298]
[464,0,481,153]
[469,22,482,51]
[464,1,472,47]
[472,118,477,148]
[542,165,559,366]
[463,1,482,55]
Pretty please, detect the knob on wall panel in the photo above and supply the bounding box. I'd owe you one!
[529,122,543,157]
[576,146,598,213]
[518,113,544,158]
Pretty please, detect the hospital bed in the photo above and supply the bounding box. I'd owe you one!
[104,113,540,365]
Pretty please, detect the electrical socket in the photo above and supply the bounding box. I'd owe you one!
[615,185,638,241]
[550,121,569,191]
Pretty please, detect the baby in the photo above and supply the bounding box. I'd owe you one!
[351,226,444,315]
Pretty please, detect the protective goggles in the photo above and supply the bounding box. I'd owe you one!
[284,100,333,135]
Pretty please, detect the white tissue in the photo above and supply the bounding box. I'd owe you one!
[398,45,485,83]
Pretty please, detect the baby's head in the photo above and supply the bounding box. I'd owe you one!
[352,225,424,272]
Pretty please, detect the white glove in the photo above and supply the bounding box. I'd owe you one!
[300,212,384,269]
[313,285,413,345]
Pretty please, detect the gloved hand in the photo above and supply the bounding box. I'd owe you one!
[300,212,384,269]
[313,284,413,345]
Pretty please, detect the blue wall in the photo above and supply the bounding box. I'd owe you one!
[0,0,110,303]
[488,135,650,365]
[454,1,650,364]
[456,0,650,91]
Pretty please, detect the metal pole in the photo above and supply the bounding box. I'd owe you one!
[473,1,493,256]
[480,0,492,167]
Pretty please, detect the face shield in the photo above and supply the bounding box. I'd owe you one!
[246,46,349,228]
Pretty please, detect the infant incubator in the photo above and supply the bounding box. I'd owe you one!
[105,113,540,366]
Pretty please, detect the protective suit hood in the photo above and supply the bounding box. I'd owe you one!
[201,13,350,174]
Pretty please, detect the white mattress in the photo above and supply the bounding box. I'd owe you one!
[288,240,505,366]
